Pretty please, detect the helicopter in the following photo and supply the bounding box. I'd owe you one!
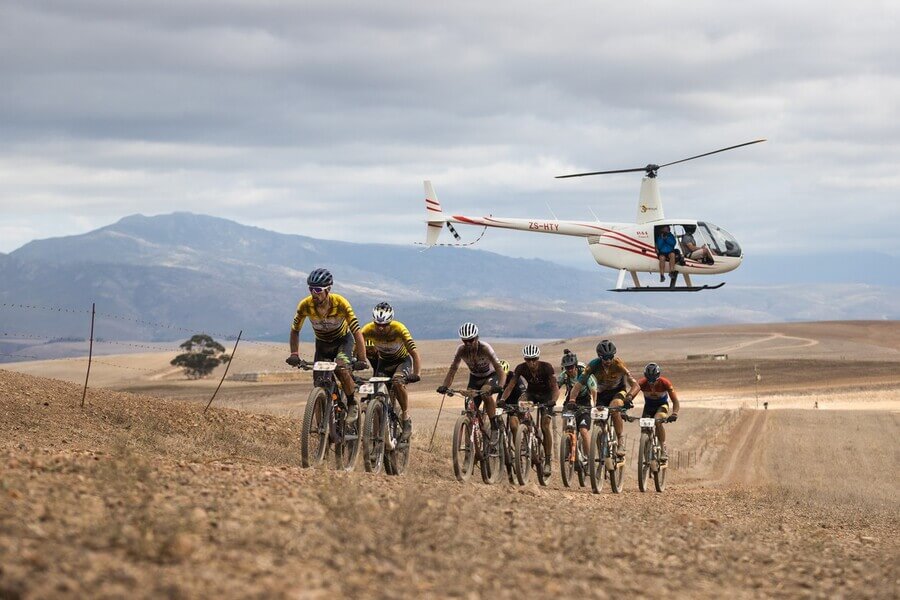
[421,139,765,292]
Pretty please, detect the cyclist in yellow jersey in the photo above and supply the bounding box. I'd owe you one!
[286,268,368,421]
[361,302,421,441]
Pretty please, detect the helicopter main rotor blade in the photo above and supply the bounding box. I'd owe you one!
[657,138,767,169]
[555,138,766,179]
[555,167,648,179]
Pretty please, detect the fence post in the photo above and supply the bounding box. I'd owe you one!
[204,330,242,413]
[80,302,95,408]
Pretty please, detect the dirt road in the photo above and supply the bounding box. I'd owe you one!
[1,370,897,598]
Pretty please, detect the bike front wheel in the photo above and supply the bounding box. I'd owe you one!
[363,398,386,474]
[560,431,575,488]
[513,426,532,485]
[588,428,603,494]
[301,387,329,468]
[607,431,624,494]
[534,432,548,487]
[451,415,475,482]
[638,433,651,492]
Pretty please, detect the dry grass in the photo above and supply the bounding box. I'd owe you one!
[764,409,899,517]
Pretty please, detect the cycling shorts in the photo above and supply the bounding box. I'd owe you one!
[377,355,413,381]
[575,408,591,430]
[468,372,499,409]
[597,388,627,407]
[314,331,355,366]
[642,398,670,418]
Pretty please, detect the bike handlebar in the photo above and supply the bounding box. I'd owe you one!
[445,388,490,398]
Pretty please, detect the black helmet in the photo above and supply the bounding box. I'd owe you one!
[644,362,661,382]
[307,268,333,287]
[596,339,616,358]
[684,224,697,233]
[561,350,578,368]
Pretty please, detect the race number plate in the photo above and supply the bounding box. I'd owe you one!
[358,383,375,395]
[518,400,532,411]
[313,361,337,371]
[591,407,608,421]
[640,418,656,428]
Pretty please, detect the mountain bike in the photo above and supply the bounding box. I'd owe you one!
[559,404,590,488]
[512,402,553,486]
[361,375,411,476]
[637,415,674,492]
[447,388,502,484]
[295,359,364,471]
[588,405,630,494]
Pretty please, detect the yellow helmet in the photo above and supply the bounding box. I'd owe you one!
[499,359,511,372]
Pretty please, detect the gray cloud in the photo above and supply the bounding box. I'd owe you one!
[1,0,898,268]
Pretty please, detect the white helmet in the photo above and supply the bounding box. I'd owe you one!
[458,322,479,340]
[372,302,394,325]
[522,344,540,359]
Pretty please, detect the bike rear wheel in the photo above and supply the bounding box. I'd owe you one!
[301,387,329,468]
[363,398,386,474]
[653,440,667,492]
[451,415,475,482]
[389,413,410,476]
[588,428,603,494]
[335,403,360,472]
[513,426,532,485]
[560,431,575,488]
[638,433,651,492]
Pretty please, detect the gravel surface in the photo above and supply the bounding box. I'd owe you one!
[1,369,897,598]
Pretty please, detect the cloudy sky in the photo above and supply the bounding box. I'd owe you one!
[1,0,898,269]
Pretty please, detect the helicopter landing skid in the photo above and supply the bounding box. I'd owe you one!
[610,282,726,292]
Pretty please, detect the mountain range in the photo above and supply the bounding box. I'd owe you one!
[1,213,897,355]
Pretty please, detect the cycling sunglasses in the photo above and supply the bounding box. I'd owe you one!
[600,354,615,361]
[309,286,331,294]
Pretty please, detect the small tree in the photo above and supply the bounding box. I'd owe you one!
[170,334,231,379]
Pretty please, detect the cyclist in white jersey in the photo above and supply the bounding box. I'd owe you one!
[437,322,507,444]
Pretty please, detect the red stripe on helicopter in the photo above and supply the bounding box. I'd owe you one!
[427,206,442,212]
[584,224,656,252]
[426,198,440,207]
[452,215,485,225]
[598,243,716,269]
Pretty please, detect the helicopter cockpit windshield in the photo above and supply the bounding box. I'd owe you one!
[697,222,741,258]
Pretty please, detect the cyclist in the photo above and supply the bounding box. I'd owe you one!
[568,339,639,458]
[361,302,421,442]
[557,349,598,458]
[500,344,559,477]
[638,363,680,462]
[498,359,526,406]
[437,323,506,446]
[286,268,368,422]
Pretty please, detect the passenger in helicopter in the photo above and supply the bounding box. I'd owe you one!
[681,225,715,265]
[655,225,678,282]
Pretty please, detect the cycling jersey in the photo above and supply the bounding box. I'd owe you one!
[291,293,361,343]
[450,341,501,378]
[579,357,636,395]
[361,320,417,362]
[513,360,556,396]
[558,365,597,405]
[639,376,674,402]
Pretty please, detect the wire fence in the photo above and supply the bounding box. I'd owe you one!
[0,299,263,410]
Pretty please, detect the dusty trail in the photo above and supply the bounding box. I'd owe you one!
[714,410,768,487]
[1,370,897,599]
